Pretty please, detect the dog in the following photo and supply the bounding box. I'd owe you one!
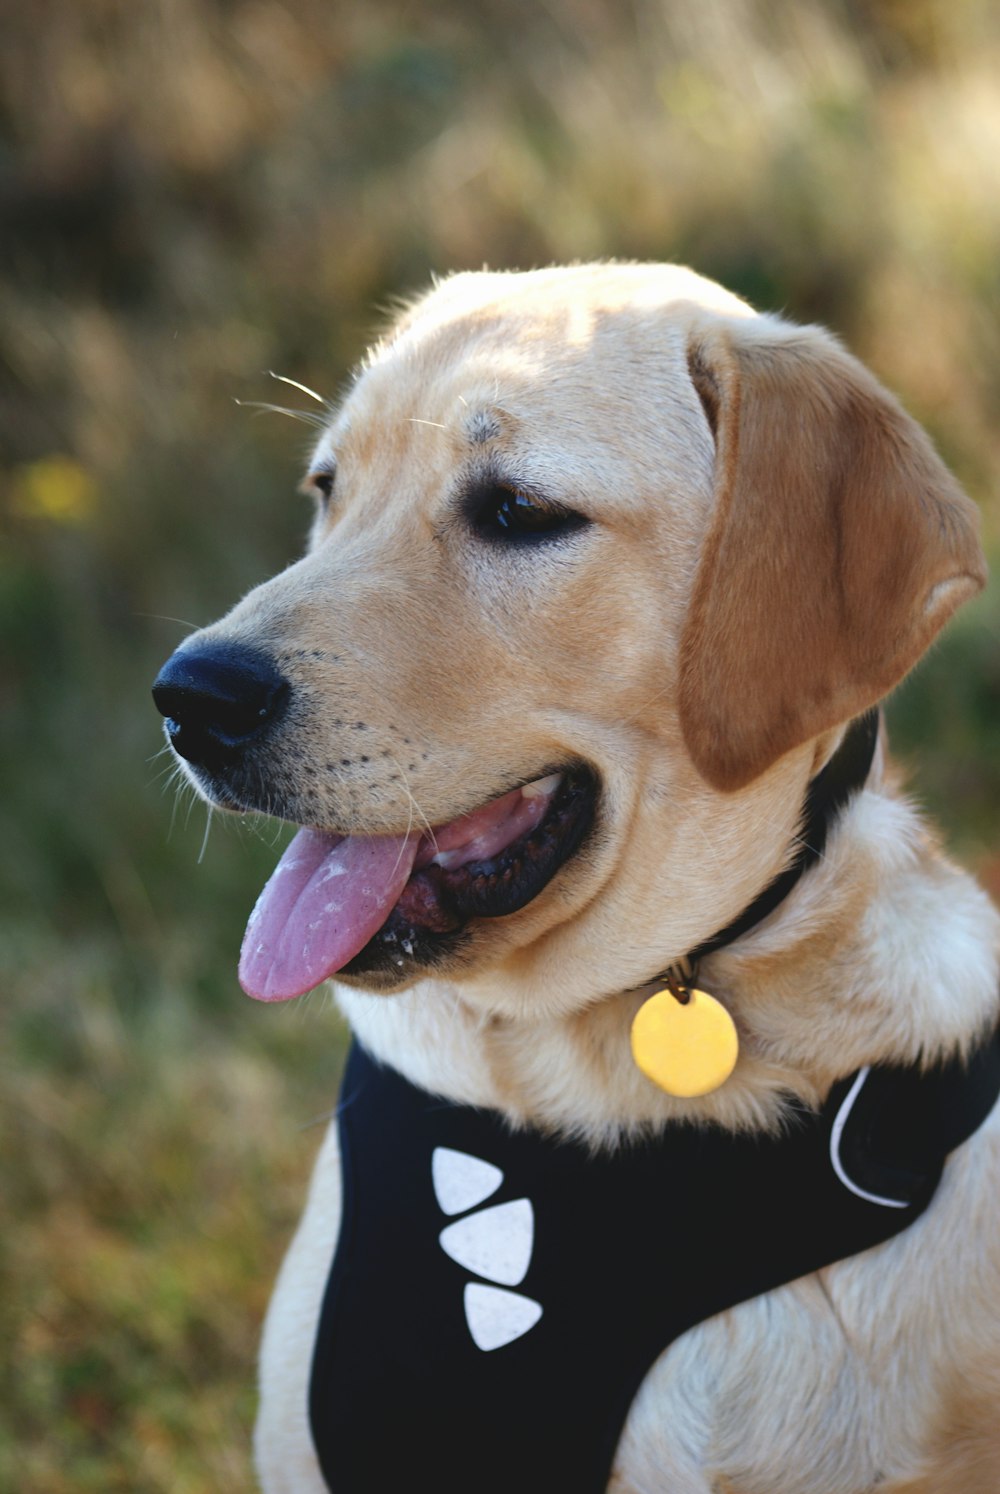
[153,263,1000,1493]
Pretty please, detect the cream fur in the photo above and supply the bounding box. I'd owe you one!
[175,264,999,1492]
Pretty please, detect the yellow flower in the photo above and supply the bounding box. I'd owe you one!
[11,456,98,525]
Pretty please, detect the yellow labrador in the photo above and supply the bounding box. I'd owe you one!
[153,265,1000,1492]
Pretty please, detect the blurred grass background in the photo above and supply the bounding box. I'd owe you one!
[3,1,1000,1488]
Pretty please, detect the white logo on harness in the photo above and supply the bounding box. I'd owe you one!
[432,1146,503,1216]
[440,1199,534,1284]
[463,1283,543,1352]
[432,1146,543,1351]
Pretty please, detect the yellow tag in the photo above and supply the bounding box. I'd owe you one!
[630,987,739,1098]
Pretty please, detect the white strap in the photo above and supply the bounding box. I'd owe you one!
[829,1067,909,1210]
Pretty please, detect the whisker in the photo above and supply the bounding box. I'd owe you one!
[197,804,214,864]
[150,759,182,788]
[136,612,203,632]
[267,370,331,408]
[380,753,436,881]
[389,790,416,883]
[234,400,329,430]
[165,762,198,839]
[388,752,435,842]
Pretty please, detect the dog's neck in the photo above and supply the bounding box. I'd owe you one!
[337,750,1000,1148]
[647,710,881,993]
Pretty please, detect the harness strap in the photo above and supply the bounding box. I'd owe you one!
[309,1028,1000,1494]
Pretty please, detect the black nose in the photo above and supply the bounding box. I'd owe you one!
[152,642,290,768]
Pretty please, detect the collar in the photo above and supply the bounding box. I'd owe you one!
[657,708,881,991]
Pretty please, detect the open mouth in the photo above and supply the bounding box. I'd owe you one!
[238,767,597,1001]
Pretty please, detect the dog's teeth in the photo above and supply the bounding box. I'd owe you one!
[521,773,562,801]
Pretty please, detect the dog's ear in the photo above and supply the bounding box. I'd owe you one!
[679,316,986,792]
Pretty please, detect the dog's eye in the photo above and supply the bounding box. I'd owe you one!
[470,484,588,544]
[305,470,336,508]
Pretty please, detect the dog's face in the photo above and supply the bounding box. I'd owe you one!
[154,264,984,1018]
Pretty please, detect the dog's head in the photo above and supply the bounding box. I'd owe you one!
[153,264,984,1017]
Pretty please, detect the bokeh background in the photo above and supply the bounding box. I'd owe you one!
[3,1,1000,1488]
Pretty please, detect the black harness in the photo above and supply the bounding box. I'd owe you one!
[307,715,1000,1492]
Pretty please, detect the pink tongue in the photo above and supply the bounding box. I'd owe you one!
[238,779,561,1004]
[239,827,420,1002]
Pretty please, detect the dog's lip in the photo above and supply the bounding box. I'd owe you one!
[341,765,599,982]
[283,768,567,853]
[412,771,564,871]
[238,768,587,1001]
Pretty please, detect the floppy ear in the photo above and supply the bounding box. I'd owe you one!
[679,316,986,791]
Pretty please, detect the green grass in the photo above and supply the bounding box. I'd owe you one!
[2,850,349,1492]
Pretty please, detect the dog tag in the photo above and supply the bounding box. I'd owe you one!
[631,986,739,1097]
